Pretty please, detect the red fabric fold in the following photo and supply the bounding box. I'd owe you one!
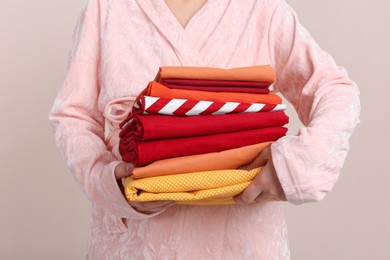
[120,111,289,141]
[161,79,271,88]
[161,84,270,94]
[120,126,287,166]
[160,79,270,94]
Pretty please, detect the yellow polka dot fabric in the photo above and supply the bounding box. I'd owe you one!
[124,167,261,205]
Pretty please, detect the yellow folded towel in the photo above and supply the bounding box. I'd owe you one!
[124,168,261,205]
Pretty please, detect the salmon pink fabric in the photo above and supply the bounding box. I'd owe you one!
[132,142,272,179]
[120,111,289,140]
[121,127,287,166]
[48,0,360,258]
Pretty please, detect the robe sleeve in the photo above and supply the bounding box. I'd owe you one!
[267,0,361,204]
[48,0,164,219]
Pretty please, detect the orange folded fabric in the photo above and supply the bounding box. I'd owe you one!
[132,142,272,179]
[141,81,282,104]
[155,65,275,83]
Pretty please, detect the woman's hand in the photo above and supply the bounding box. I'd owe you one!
[234,146,287,204]
[115,163,175,214]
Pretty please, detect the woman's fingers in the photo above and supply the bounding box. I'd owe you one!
[130,201,176,214]
[234,173,263,204]
[114,163,135,180]
[239,147,270,171]
[260,162,287,202]
[115,163,175,213]
[234,155,287,204]
[235,147,272,204]
[254,191,269,203]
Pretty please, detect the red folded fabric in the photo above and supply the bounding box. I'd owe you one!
[161,79,271,88]
[127,96,286,118]
[120,111,289,141]
[160,84,270,94]
[120,126,287,166]
[160,79,270,94]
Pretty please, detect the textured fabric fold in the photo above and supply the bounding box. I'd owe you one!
[132,142,272,179]
[121,127,287,166]
[124,168,261,204]
[120,111,289,141]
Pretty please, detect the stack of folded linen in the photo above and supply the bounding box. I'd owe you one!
[119,66,289,205]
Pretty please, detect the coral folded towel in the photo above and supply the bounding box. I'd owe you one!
[130,95,286,117]
[132,142,272,179]
[120,111,289,140]
[155,65,275,83]
[124,167,261,205]
[121,127,287,166]
[161,79,270,94]
[140,81,282,104]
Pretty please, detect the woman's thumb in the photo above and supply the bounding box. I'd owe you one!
[114,163,135,180]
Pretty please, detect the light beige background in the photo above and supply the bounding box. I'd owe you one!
[0,0,389,259]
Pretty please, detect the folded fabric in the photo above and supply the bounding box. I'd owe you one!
[124,168,261,204]
[161,84,270,94]
[121,127,287,166]
[128,95,286,118]
[140,81,282,104]
[120,111,289,140]
[132,142,272,179]
[155,65,275,83]
[161,79,271,88]
[161,79,270,94]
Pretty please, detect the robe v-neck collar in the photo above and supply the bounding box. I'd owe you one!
[159,0,209,31]
[135,0,230,66]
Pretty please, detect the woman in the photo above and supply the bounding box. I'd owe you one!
[49,0,360,258]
